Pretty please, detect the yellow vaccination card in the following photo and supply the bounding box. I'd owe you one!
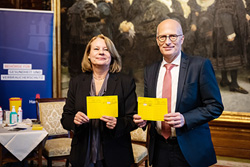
[138,97,168,121]
[87,95,118,119]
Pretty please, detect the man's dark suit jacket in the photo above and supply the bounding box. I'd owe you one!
[144,52,224,167]
[61,72,137,167]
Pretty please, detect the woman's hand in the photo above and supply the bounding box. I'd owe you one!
[100,116,117,129]
[74,111,89,125]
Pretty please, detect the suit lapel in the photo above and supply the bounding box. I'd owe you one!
[176,52,189,111]
[81,73,92,96]
[152,61,161,97]
[105,73,117,95]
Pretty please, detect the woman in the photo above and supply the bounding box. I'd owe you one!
[61,34,137,167]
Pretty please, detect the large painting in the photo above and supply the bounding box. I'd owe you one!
[60,0,250,113]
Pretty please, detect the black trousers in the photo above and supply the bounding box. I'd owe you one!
[152,134,190,167]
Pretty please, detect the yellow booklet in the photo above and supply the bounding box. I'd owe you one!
[87,95,118,119]
[138,97,168,121]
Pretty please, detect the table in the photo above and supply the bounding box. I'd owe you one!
[0,125,48,166]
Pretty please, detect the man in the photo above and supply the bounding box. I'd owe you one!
[133,19,224,167]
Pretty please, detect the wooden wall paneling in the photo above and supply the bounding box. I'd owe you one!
[209,111,250,159]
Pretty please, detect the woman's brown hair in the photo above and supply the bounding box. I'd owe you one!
[81,34,122,73]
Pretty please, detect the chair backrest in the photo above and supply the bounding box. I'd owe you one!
[130,127,148,145]
[130,126,150,167]
[36,98,68,137]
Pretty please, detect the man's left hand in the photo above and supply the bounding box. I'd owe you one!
[164,112,185,128]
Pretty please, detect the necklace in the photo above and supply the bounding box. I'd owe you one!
[93,75,105,81]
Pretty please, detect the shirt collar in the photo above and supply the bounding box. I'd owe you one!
[161,52,181,67]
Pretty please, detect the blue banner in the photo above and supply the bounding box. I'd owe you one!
[0,9,53,119]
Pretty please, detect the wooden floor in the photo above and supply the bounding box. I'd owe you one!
[36,156,250,167]
[2,156,250,167]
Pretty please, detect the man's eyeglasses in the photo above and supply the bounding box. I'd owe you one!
[157,34,183,42]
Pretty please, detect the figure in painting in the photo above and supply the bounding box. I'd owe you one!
[112,0,171,95]
[61,0,75,67]
[213,0,249,94]
[96,0,113,40]
[67,0,102,78]
[183,0,215,59]
[245,0,250,71]
[112,0,188,96]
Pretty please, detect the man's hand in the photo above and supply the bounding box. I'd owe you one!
[164,112,185,128]
[133,114,147,128]
[100,116,117,129]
